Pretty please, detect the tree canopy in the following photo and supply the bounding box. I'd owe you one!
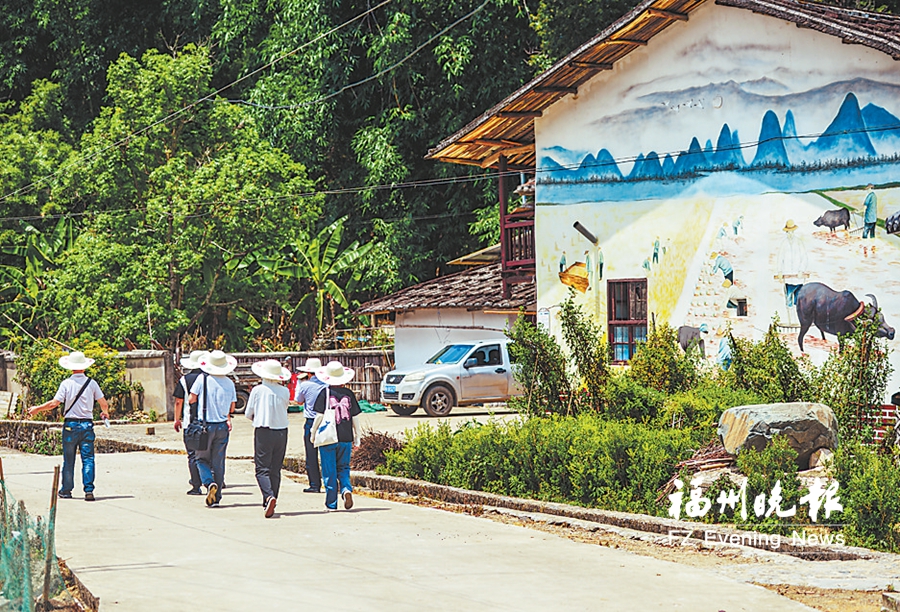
[2,0,765,350]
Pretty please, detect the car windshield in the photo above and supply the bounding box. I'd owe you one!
[427,344,474,364]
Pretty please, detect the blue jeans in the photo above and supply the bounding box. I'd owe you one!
[61,421,95,494]
[196,422,229,503]
[319,442,352,509]
[304,418,322,490]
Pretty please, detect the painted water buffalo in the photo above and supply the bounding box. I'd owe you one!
[795,282,895,351]
[813,209,851,233]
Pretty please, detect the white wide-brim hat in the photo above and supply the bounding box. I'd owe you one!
[199,350,237,375]
[298,357,323,373]
[59,351,95,370]
[180,349,209,370]
[252,359,292,381]
[315,360,355,386]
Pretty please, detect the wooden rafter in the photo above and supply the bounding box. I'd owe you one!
[647,8,689,20]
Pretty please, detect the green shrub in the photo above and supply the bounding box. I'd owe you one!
[559,296,608,410]
[733,435,805,532]
[382,414,695,515]
[14,338,138,417]
[628,323,699,394]
[726,323,814,403]
[834,442,900,552]
[602,374,665,423]
[506,315,573,416]
[812,317,893,441]
[657,382,764,433]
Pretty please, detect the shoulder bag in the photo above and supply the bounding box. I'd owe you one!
[184,373,210,452]
[62,378,94,420]
[313,387,339,447]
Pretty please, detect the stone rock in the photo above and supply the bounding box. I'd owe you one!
[808,447,834,469]
[717,402,839,470]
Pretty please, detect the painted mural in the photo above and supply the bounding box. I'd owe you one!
[533,2,900,397]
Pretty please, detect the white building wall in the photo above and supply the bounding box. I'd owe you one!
[394,309,516,370]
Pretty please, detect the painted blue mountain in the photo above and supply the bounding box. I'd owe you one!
[628,152,664,179]
[751,111,790,166]
[540,87,900,184]
[861,103,900,142]
[810,93,876,160]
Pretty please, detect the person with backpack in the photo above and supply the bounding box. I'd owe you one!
[187,350,237,508]
[173,350,208,495]
[28,351,110,501]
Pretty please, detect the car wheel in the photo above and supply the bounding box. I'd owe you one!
[233,390,250,414]
[389,404,418,416]
[422,384,455,417]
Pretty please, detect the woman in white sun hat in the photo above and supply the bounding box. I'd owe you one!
[245,359,292,518]
[28,351,110,501]
[310,360,362,511]
[173,350,208,495]
[187,349,237,508]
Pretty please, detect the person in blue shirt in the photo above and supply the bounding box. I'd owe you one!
[863,184,877,239]
[709,252,734,287]
[293,358,326,493]
[188,350,237,508]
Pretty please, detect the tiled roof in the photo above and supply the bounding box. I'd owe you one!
[356,263,535,314]
[427,0,900,168]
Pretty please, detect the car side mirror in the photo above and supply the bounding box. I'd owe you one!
[463,357,478,369]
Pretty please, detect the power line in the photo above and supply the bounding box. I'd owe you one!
[0,0,394,207]
[0,122,896,227]
[226,0,491,111]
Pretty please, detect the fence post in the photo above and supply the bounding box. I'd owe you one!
[41,465,60,610]
[19,500,32,608]
[0,457,5,580]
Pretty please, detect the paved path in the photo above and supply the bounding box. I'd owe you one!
[2,449,813,611]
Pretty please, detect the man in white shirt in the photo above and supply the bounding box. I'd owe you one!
[188,350,237,507]
[29,351,110,501]
[245,359,292,518]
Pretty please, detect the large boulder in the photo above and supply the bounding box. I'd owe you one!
[717,402,839,470]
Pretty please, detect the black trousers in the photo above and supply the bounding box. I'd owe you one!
[254,427,288,504]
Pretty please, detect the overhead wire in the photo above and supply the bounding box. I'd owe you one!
[0,0,394,206]
[226,0,492,110]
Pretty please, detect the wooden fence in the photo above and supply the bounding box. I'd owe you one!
[231,349,395,403]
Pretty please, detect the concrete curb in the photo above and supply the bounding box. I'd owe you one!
[350,471,876,562]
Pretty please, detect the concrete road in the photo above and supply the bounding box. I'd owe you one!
[1,449,813,611]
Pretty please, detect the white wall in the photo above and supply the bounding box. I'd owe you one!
[394,309,516,370]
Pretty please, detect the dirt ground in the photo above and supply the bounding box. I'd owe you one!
[358,488,886,612]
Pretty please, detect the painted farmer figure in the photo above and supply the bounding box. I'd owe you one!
[188,350,237,507]
[293,358,324,493]
[311,361,362,511]
[173,350,207,495]
[584,251,593,290]
[29,351,110,501]
[776,219,808,324]
[708,252,734,287]
[245,360,292,518]
[863,184,877,239]
[652,237,660,264]
[597,246,604,280]
[732,215,744,236]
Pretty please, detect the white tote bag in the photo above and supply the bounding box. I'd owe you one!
[314,387,339,447]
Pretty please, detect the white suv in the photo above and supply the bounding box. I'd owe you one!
[381,339,521,417]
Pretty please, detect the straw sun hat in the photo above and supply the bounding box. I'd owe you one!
[58,351,95,370]
[180,350,209,370]
[199,350,237,375]
[298,357,323,373]
[251,359,292,382]
[315,360,355,386]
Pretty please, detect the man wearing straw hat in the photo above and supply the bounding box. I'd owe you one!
[293,358,325,493]
[245,359,292,518]
[28,351,110,501]
[311,360,362,511]
[173,350,208,496]
[188,349,237,507]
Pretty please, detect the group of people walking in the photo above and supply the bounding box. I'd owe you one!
[28,348,362,516]
[174,350,361,516]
